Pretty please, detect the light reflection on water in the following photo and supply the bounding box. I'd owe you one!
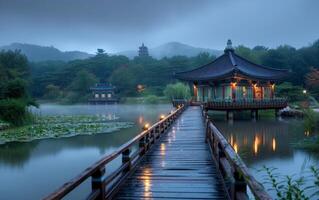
[142,167,152,198]
[214,118,319,198]
[0,103,172,200]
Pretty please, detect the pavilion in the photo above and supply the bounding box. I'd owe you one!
[175,40,288,119]
[88,83,119,104]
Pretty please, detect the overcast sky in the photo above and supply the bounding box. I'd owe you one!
[0,0,318,53]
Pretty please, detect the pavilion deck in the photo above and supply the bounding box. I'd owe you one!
[114,106,226,199]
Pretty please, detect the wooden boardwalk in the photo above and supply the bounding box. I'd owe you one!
[44,105,271,200]
[114,106,226,200]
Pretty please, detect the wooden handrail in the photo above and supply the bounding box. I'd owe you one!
[43,105,186,200]
[203,110,272,200]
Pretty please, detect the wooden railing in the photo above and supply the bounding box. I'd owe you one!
[43,105,186,200]
[171,98,188,107]
[203,109,272,200]
[204,98,287,110]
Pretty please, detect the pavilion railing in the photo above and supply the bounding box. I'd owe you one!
[202,109,272,200]
[204,98,287,110]
[43,105,186,200]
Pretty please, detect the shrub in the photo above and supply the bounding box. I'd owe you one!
[276,82,307,102]
[0,99,29,126]
[303,108,318,131]
[144,95,159,104]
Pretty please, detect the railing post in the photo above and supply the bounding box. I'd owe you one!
[139,136,146,156]
[150,129,155,144]
[91,167,106,200]
[234,169,248,200]
[160,122,165,133]
[122,149,131,172]
[145,133,150,151]
[155,126,160,139]
[205,121,210,143]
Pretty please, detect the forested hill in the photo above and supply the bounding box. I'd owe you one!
[4,39,318,103]
[0,43,93,62]
[117,42,222,59]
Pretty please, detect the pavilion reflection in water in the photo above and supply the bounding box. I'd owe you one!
[214,119,307,165]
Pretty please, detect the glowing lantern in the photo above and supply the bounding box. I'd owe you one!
[159,114,165,120]
[143,123,150,130]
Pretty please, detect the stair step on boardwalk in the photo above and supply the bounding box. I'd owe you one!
[114,106,226,200]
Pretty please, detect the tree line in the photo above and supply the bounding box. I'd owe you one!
[30,39,319,102]
[1,39,319,125]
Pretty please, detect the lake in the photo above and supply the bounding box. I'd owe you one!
[213,115,319,198]
[0,104,318,199]
[0,104,173,200]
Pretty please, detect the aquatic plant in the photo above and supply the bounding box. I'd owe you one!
[0,115,133,144]
[260,166,319,200]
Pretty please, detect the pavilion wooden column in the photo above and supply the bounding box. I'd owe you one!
[193,84,198,101]
[231,82,236,101]
[252,84,256,99]
[271,84,275,99]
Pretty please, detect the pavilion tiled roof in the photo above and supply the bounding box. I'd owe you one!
[175,40,288,81]
[90,83,115,91]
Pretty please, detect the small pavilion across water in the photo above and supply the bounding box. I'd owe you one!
[175,40,288,119]
[88,83,119,104]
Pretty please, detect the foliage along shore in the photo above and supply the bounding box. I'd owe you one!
[0,115,134,145]
[293,109,319,153]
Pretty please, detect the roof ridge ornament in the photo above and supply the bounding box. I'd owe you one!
[224,39,234,52]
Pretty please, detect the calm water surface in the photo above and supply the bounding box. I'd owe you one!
[1,105,318,199]
[213,115,319,198]
[0,104,173,200]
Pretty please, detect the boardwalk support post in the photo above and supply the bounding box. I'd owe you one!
[275,109,280,117]
[91,167,106,200]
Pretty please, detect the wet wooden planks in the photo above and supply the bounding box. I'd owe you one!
[114,106,226,200]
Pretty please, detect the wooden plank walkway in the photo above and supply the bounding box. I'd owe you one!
[114,106,226,200]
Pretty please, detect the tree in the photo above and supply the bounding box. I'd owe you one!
[109,66,137,96]
[96,48,106,55]
[193,52,215,66]
[276,82,307,102]
[44,84,61,100]
[67,70,98,102]
[305,67,319,98]
[164,82,191,100]
[0,50,34,125]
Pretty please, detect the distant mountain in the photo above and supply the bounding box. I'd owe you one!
[117,42,222,59]
[0,43,93,62]
[0,42,222,61]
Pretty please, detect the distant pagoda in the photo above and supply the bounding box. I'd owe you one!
[138,43,149,57]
